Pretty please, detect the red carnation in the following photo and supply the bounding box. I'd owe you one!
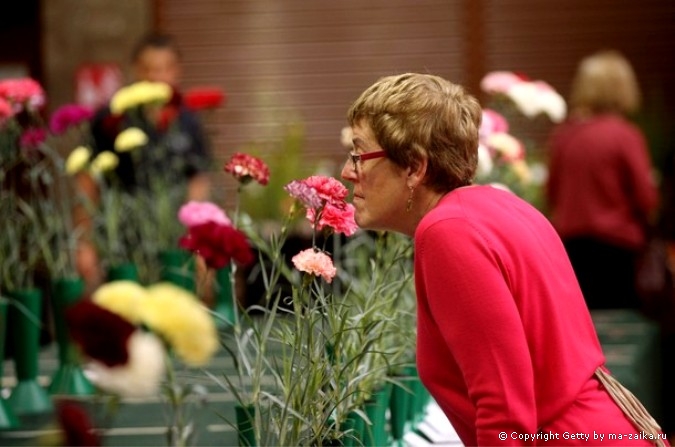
[65,299,135,367]
[99,112,125,138]
[156,104,179,131]
[184,87,226,110]
[179,221,254,269]
[223,152,270,186]
[55,400,101,446]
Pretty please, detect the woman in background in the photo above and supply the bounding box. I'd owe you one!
[546,50,658,310]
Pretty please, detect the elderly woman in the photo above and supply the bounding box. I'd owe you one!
[341,73,664,446]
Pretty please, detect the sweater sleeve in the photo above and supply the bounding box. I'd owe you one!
[417,219,537,446]
[620,125,658,222]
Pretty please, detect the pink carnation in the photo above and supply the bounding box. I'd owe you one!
[480,109,509,140]
[0,97,13,123]
[479,71,525,95]
[302,176,349,204]
[285,180,323,210]
[224,152,270,185]
[291,249,337,283]
[178,201,231,228]
[307,203,358,236]
[49,104,94,135]
[0,78,45,111]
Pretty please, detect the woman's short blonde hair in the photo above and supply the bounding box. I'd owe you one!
[347,73,482,193]
[569,50,642,115]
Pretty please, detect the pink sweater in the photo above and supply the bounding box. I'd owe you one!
[414,185,605,446]
[547,114,658,249]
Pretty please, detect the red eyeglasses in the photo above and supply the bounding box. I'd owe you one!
[347,150,387,172]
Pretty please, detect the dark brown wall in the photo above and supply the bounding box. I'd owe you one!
[157,0,675,204]
[158,0,468,202]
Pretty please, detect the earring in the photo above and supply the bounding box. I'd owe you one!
[406,185,414,212]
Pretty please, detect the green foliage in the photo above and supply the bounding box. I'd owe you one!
[216,224,417,446]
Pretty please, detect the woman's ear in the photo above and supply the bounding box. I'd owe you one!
[407,155,429,188]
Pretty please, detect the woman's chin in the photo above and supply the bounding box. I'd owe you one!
[353,211,369,229]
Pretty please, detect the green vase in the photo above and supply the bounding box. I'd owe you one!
[7,288,53,415]
[48,277,94,396]
[363,383,392,447]
[159,249,195,291]
[235,403,256,447]
[406,366,429,424]
[214,265,236,328]
[0,300,19,429]
[390,376,412,441]
[107,262,140,282]
[340,410,363,447]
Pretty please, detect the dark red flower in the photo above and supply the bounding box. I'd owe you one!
[55,400,101,446]
[99,112,125,138]
[156,104,179,131]
[514,71,531,82]
[223,152,270,185]
[65,299,135,367]
[19,127,46,150]
[184,87,226,110]
[179,221,254,269]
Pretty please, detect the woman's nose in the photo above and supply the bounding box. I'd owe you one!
[340,159,357,183]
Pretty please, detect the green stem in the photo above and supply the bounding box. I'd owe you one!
[231,184,245,395]
[165,352,187,447]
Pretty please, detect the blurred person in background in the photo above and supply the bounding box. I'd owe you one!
[75,33,212,291]
[546,50,658,310]
[341,72,665,446]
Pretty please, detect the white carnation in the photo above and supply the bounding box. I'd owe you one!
[84,331,166,399]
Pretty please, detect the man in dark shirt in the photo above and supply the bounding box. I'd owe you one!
[76,33,212,290]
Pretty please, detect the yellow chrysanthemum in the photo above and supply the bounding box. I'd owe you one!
[143,282,218,367]
[65,145,91,175]
[92,280,149,324]
[89,151,119,175]
[110,81,172,115]
[114,127,148,152]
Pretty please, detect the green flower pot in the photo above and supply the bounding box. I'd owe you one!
[107,262,140,282]
[340,410,364,447]
[390,377,412,441]
[363,382,392,447]
[159,248,195,291]
[235,403,256,447]
[7,288,53,415]
[48,277,94,396]
[214,265,236,328]
[0,300,19,429]
[406,366,429,424]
